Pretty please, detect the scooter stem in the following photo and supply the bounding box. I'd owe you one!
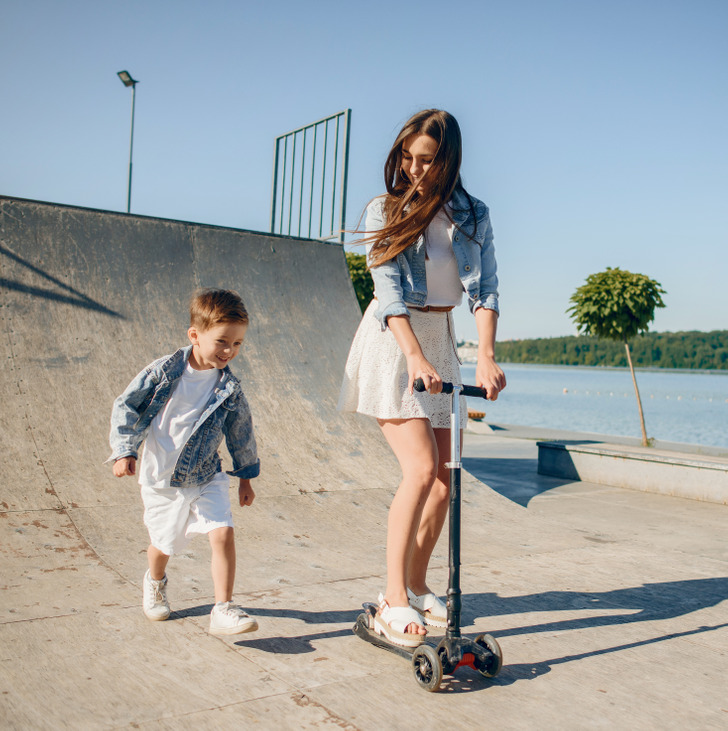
[445,384,463,640]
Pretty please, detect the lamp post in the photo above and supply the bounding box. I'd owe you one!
[117,70,139,213]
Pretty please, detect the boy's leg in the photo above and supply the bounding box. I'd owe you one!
[207,527,257,635]
[148,544,170,580]
[190,476,257,635]
[140,482,191,622]
[208,526,235,603]
[143,543,172,621]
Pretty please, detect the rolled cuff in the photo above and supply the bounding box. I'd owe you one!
[374,300,410,331]
[227,460,260,480]
[105,449,138,465]
[470,293,500,316]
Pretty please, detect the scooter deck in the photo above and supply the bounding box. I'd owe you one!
[353,602,503,680]
[353,603,436,660]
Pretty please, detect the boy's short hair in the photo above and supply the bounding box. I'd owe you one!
[190,289,249,330]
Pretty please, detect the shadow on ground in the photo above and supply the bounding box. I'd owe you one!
[463,576,728,635]
[0,243,123,317]
[463,456,574,506]
[489,620,728,687]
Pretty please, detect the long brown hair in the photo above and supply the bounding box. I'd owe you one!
[366,109,476,266]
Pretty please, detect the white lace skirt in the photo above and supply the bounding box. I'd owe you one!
[338,301,467,429]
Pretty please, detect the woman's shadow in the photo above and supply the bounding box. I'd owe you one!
[462,576,728,686]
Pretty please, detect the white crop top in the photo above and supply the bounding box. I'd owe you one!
[425,206,463,307]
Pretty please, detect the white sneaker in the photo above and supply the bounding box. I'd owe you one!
[209,601,258,635]
[143,570,170,621]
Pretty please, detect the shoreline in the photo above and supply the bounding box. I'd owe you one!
[457,359,728,451]
[458,349,728,375]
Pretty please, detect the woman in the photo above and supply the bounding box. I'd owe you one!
[339,109,506,647]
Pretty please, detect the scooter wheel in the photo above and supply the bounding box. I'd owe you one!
[473,633,503,678]
[355,612,373,631]
[412,645,443,692]
[438,645,457,676]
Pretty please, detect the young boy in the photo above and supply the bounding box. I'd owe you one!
[109,289,259,635]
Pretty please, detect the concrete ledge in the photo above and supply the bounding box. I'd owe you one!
[537,441,728,504]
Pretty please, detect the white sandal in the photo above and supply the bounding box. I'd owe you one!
[373,593,427,648]
[407,588,448,628]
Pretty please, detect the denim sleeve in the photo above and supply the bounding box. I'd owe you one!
[366,198,409,330]
[469,214,500,316]
[108,367,157,462]
[224,392,260,480]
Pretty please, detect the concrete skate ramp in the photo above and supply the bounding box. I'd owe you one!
[0,194,403,592]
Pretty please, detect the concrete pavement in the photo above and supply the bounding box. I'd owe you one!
[1,197,725,729]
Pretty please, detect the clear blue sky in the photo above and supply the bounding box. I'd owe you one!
[2,0,726,341]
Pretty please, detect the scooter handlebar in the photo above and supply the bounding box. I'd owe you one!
[413,378,489,400]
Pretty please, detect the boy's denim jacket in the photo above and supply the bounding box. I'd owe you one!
[108,345,260,488]
[367,188,499,330]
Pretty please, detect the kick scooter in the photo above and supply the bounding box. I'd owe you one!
[352,379,503,692]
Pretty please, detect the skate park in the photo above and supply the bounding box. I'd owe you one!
[1,194,727,729]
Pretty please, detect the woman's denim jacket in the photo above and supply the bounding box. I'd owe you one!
[367,188,499,330]
[108,345,260,487]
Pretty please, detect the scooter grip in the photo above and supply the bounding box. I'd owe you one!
[413,378,453,394]
[413,378,425,392]
[413,379,487,399]
[461,384,489,399]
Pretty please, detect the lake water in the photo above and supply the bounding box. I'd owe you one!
[460,363,728,449]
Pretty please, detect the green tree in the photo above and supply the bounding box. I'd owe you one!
[345,251,375,314]
[567,267,666,446]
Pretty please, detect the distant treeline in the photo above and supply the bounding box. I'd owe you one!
[486,331,728,370]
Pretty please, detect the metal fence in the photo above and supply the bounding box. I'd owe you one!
[270,109,351,243]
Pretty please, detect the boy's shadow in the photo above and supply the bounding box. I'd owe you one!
[234,607,357,654]
[172,604,356,655]
[172,577,728,685]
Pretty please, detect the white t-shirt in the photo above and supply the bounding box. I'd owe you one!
[139,362,221,487]
[425,206,463,307]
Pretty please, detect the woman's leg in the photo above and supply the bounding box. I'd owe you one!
[378,418,438,634]
[407,427,462,596]
[208,526,236,603]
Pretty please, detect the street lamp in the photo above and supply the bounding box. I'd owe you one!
[117,70,139,213]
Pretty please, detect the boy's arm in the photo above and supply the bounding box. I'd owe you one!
[113,456,137,477]
[108,367,158,463]
[224,392,260,480]
[238,478,255,507]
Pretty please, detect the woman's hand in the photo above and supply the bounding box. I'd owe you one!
[476,354,506,401]
[474,308,506,400]
[406,353,442,394]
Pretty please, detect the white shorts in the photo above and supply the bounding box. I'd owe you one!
[140,471,233,555]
